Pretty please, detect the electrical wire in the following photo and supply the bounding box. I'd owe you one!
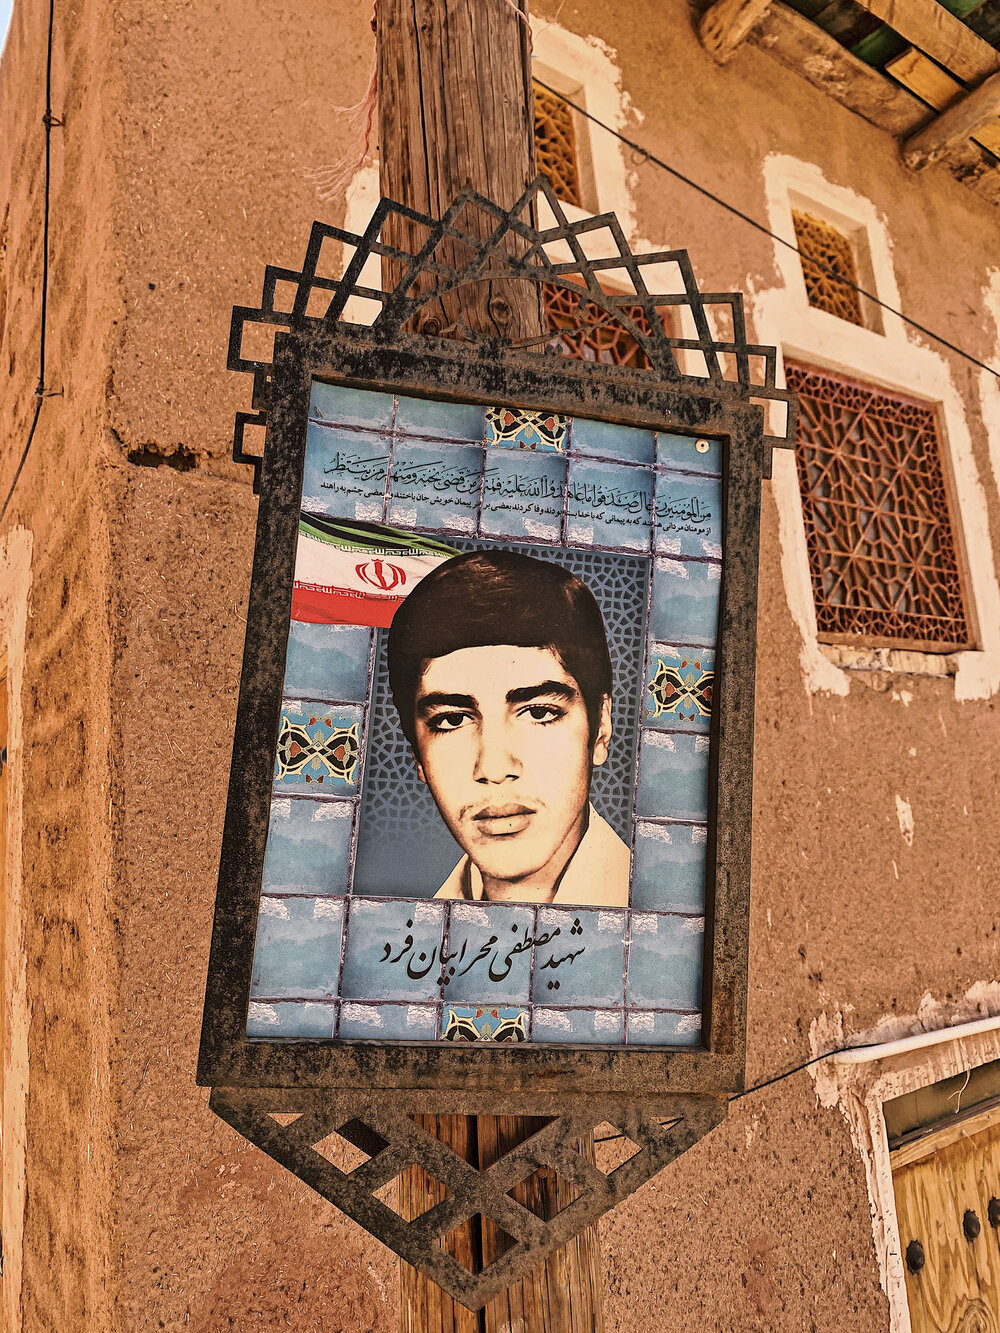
[532,75,1000,385]
[593,1035,920,1145]
[0,0,58,527]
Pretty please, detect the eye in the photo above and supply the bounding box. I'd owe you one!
[428,711,470,733]
[522,704,563,723]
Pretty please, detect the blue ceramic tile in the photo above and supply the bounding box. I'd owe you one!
[302,422,389,523]
[480,449,566,542]
[531,907,626,1006]
[386,439,483,536]
[395,394,485,443]
[273,702,363,791]
[653,471,722,559]
[310,382,395,432]
[532,1007,624,1044]
[656,431,722,477]
[341,898,445,1003]
[486,406,567,452]
[644,644,715,733]
[631,821,708,913]
[635,730,711,823]
[283,621,372,703]
[261,797,354,896]
[338,1001,438,1041]
[626,912,705,1010]
[246,999,337,1039]
[249,896,345,1000]
[442,902,534,1006]
[626,1009,702,1047]
[650,557,721,645]
[441,1003,528,1041]
[571,417,655,466]
[566,457,653,553]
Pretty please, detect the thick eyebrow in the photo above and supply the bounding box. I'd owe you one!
[416,691,479,716]
[506,680,579,706]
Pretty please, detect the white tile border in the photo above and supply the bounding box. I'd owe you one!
[749,155,1000,701]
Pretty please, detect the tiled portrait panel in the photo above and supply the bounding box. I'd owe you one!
[244,386,723,1047]
[260,797,354,897]
[283,621,372,703]
[387,439,483,535]
[250,896,345,1001]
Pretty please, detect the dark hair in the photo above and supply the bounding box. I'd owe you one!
[387,550,612,747]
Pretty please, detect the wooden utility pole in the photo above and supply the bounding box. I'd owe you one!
[376,2,605,1329]
[377,0,542,343]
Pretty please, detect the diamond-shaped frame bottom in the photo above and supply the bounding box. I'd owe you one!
[210,1088,727,1309]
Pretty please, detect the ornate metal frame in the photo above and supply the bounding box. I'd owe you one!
[199,177,795,1307]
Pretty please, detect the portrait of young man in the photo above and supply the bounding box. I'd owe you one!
[386,549,631,906]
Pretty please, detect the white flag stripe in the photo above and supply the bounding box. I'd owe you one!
[293,531,448,601]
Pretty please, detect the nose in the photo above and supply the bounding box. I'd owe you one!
[472,716,521,785]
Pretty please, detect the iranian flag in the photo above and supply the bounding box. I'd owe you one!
[291,515,458,628]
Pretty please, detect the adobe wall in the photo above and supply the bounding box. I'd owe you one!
[0,0,996,1329]
[0,0,122,1326]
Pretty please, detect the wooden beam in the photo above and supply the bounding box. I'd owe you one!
[749,1,929,137]
[904,67,1000,169]
[698,0,773,64]
[689,0,1000,208]
[887,48,1000,159]
[849,0,1000,85]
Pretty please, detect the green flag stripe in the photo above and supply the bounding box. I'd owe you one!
[299,514,459,558]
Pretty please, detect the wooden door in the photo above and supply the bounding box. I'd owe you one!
[892,1112,1000,1333]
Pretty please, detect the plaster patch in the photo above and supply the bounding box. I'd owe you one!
[894,795,914,847]
[977,267,1000,501]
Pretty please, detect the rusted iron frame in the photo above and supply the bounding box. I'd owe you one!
[200,323,763,1097]
[201,182,796,1305]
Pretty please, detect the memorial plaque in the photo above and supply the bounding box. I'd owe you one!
[197,180,796,1306]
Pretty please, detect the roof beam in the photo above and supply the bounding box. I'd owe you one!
[903,68,1000,169]
[849,0,1000,85]
[698,0,773,64]
[887,48,1000,159]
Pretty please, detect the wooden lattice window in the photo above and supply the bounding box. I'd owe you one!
[792,210,865,327]
[786,361,972,652]
[533,81,582,206]
[542,283,671,369]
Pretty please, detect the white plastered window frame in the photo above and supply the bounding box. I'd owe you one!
[749,155,1000,702]
[813,1015,1000,1333]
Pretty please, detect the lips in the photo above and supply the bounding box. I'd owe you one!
[472,803,536,837]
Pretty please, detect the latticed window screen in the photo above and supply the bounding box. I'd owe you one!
[542,283,672,368]
[792,210,865,327]
[786,361,972,652]
[533,81,582,206]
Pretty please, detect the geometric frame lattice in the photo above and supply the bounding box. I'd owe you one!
[227,174,796,491]
[202,177,793,1304]
[211,1088,726,1309]
[787,360,972,653]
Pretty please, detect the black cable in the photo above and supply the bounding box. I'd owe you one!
[533,76,1000,384]
[593,1036,912,1145]
[0,0,58,526]
[729,1039,889,1101]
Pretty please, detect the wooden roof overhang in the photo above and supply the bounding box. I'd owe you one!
[695,0,1000,208]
